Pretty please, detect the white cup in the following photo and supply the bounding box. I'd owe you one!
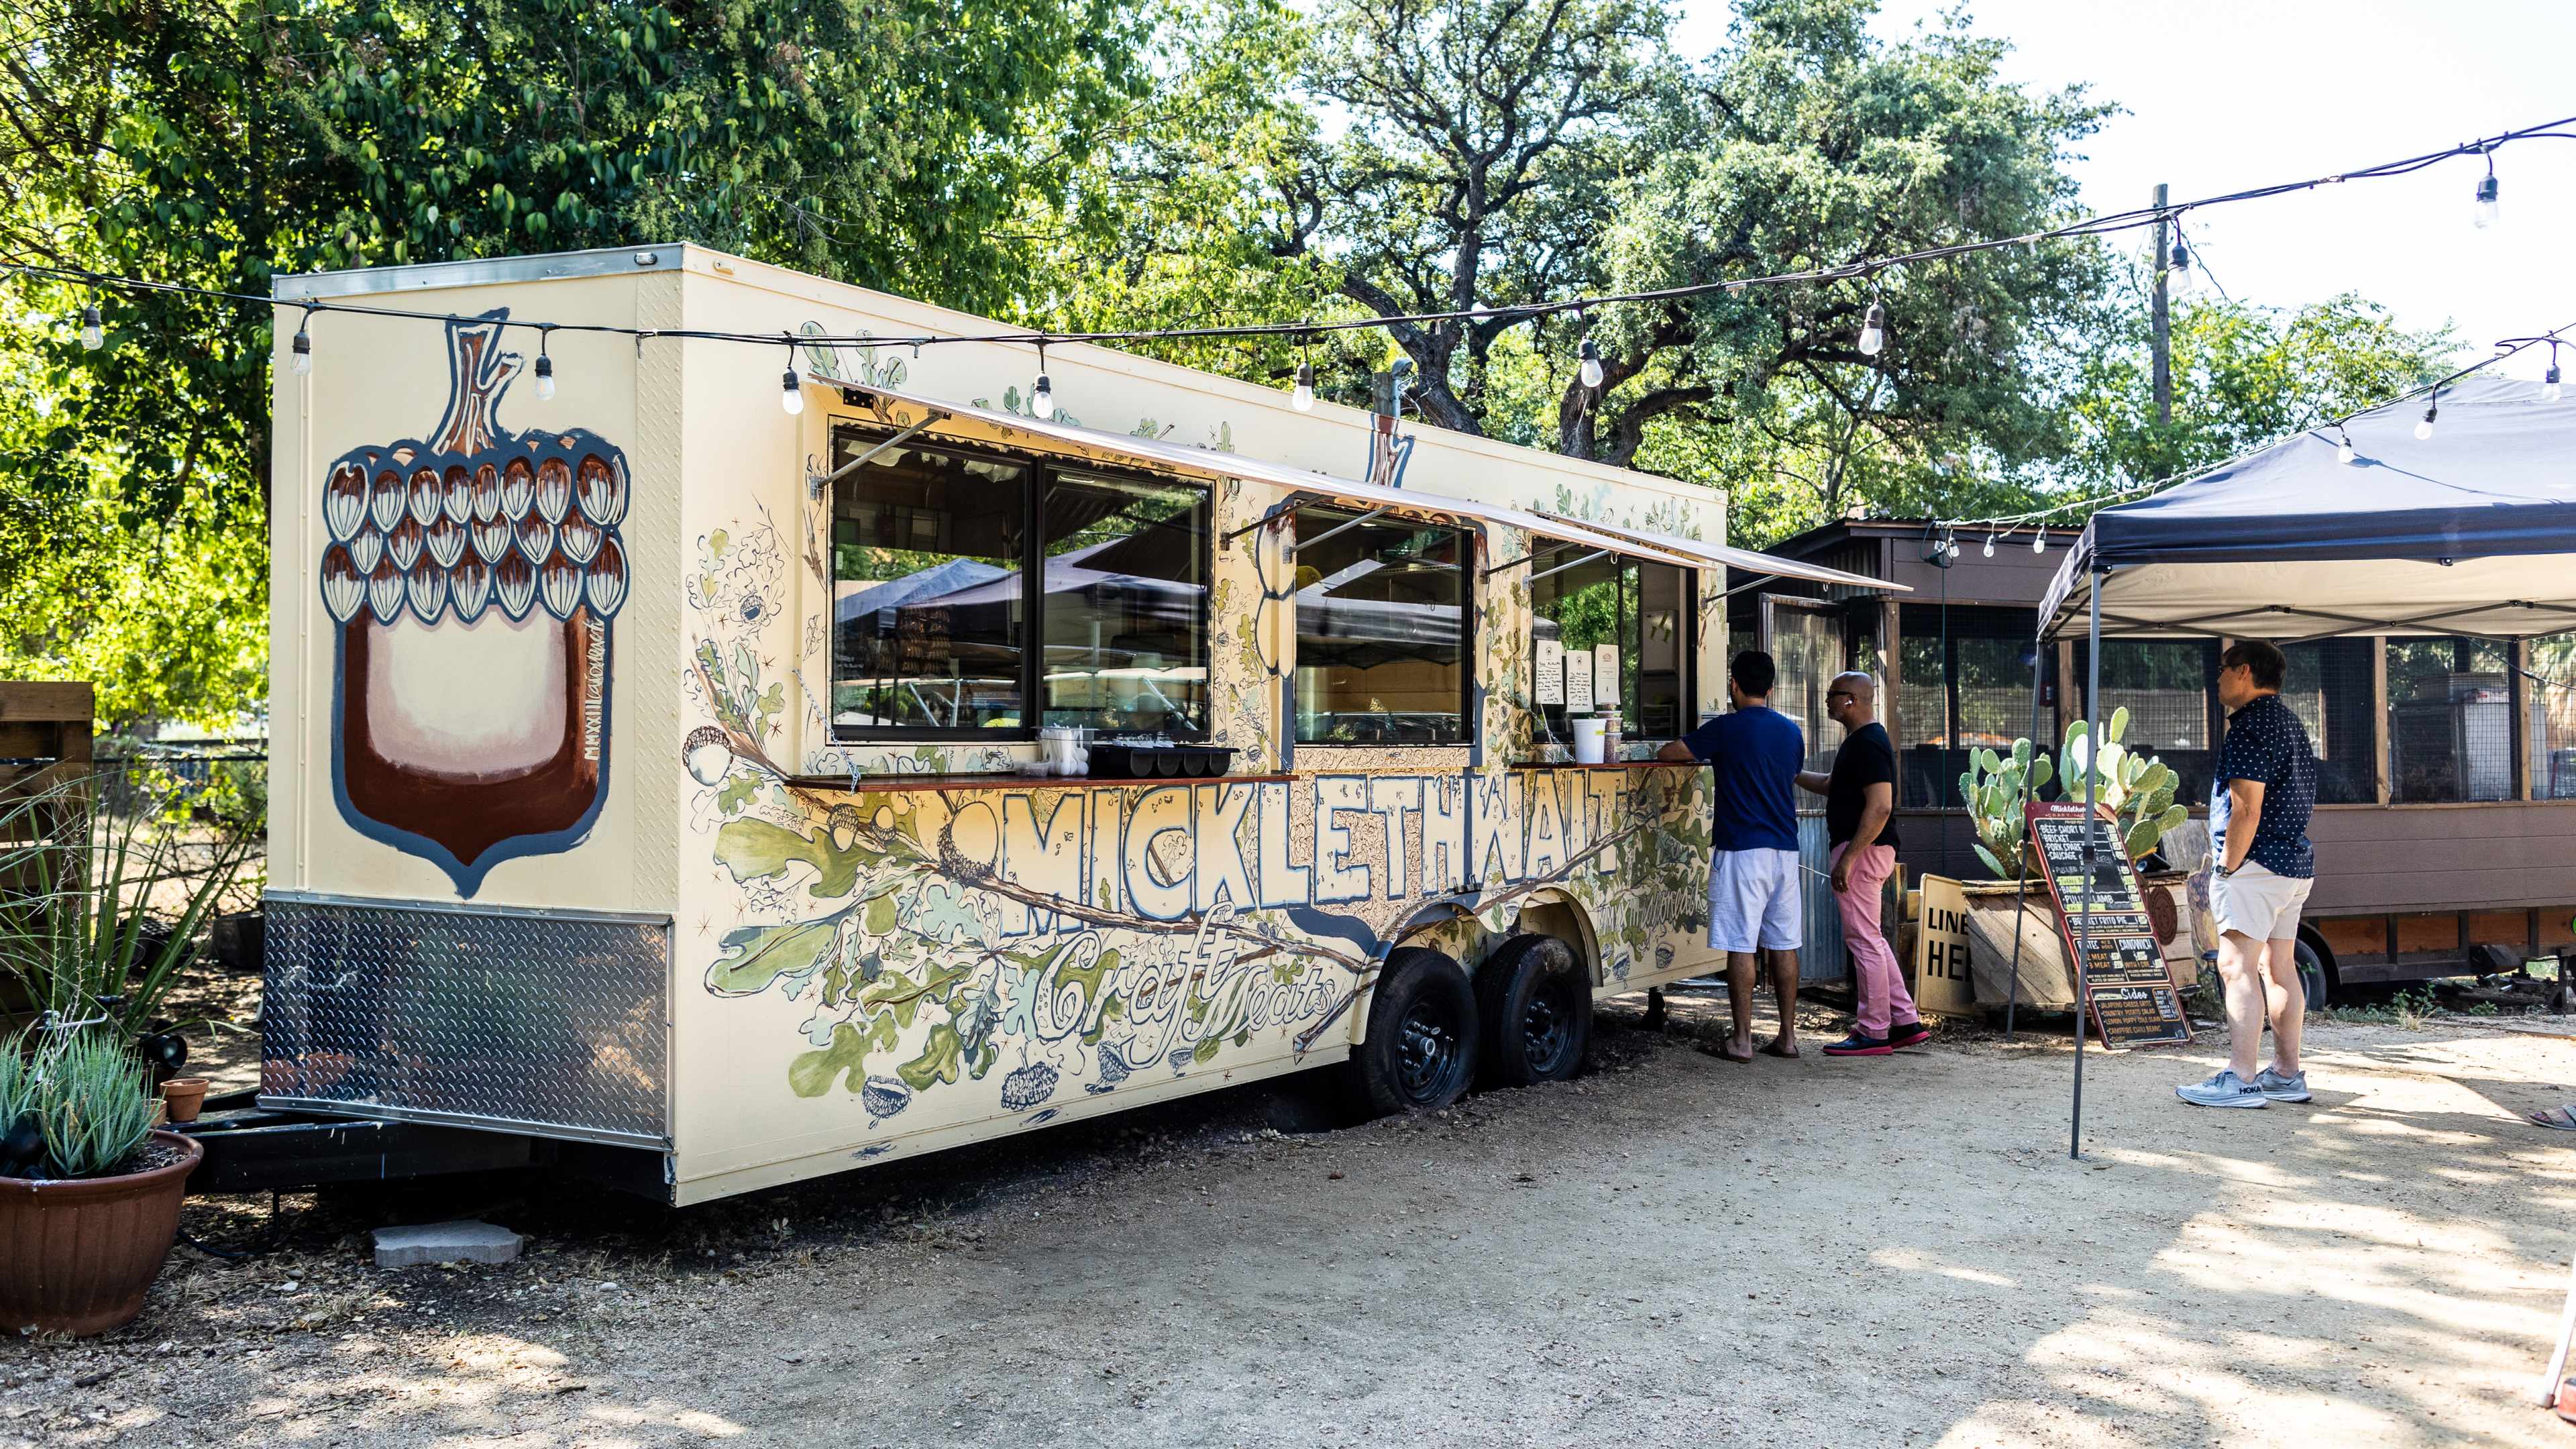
[1570,716,1607,764]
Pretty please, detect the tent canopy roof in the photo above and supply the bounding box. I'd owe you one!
[824,379,1898,595]
[2041,375,2576,641]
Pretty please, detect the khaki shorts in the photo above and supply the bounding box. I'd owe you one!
[2212,861,2312,942]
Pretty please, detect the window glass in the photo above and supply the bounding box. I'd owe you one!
[1295,508,1468,744]
[2084,639,2216,807]
[1529,551,1621,744]
[1633,562,1690,739]
[1897,604,2049,808]
[2534,633,2576,800]
[831,442,1028,734]
[1768,604,1839,773]
[1039,470,1209,736]
[2279,639,2376,804]
[2387,637,2513,802]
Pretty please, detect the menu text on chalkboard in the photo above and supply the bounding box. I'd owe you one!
[2026,801,2191,1049]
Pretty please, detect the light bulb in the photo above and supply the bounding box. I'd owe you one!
[2475,173,2500,229]
[534,352,555,401]
[1982,534,1996,558]
[2414,406,2435,441]
[781,367,804,416]
[2032,532,2047,555]
[2336,434,2355,465]
[78,305,103,352]
[290,326,312,376]
[1578,338,1605,390]
[2546,364,2563,404]
[1292,360,1315,412]
[2165,242,2194,301]
[1857,301,1886,357]
[1031,372,1054,420]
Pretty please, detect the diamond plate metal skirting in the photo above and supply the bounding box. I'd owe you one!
[262,892,672,1148]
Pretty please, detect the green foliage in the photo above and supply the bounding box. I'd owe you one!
[1962,708,2185,879]
[1,0,1154,729]
[0,767,255,1044]
[8,1028,158,1181]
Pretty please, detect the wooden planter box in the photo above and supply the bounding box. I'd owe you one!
[1913,869,2202,1012]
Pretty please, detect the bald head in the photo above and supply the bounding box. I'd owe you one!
[1827,671,1877,729]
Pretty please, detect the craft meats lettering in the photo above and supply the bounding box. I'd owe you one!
[701,767,1709,1121]
[317,312,631,895]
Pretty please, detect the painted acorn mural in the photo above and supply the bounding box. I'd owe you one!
[318,310,631,895]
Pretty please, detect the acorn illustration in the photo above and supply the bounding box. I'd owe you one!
[318,311,631,895]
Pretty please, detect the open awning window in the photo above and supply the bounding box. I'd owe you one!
[822,379,1900,593]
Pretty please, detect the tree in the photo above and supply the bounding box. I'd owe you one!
[0,0,1156,727]
[2064,282,2459,494]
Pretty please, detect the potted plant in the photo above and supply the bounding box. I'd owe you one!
[0,1027,202,1336]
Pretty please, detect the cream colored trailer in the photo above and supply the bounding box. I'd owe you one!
[262,245,1890,1205]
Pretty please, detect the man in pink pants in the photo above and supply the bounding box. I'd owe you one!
[1796,672,1929,1057]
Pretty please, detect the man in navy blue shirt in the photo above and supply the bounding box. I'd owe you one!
[2177,638,2321,1110]
[1659,651,1806,1063]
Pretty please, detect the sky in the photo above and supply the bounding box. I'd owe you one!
[1672,0,2576,378]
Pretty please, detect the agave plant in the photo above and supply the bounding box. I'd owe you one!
[0,1028,158,1181]
[0,765,254,1047]
[1961,706,2192,879]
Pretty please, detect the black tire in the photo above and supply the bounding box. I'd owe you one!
[1342,947,1479,1118]
[1475,934,1593,1088]
[2293,934,2333,1012]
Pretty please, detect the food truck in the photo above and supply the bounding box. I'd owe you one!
[259,244,1890,1204]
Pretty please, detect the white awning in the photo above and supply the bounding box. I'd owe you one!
[1529,511,1904,594]
[823,380,1898,590]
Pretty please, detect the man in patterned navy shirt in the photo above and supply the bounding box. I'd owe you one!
[2178,639,2320,1110]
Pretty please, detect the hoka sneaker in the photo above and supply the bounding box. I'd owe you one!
[2254,1067,2310,1103]
[2176,1069,2268,1109]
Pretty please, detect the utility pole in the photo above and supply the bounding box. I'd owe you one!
[2150,182,2171,427]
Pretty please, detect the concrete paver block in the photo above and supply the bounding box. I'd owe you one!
[372,1219,525,1269]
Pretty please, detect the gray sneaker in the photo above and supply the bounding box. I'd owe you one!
[2176,1069,2269,1109]
[2254,1067,2310,1103]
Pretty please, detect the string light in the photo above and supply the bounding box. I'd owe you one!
[1292,331,1316,411]
[780,339,804,417]
[534,326,557,402]
[1857,297,1887,357]
[2165,238,2195,302]
[1030,342,1055,420]
[2415,395,2437,441]
[2546,343,2564,404]
[2031,531,2047,555]
[1578,336,1605,390]
[2334,427,2357,465]
[1982,533,1996,557]
[78,303,103,351]
[289,307,313,376]
[2475,153,2501,229]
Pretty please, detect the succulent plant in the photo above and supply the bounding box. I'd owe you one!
[1962,706,2190,879]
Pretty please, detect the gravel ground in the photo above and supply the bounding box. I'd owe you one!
[7,993,2576,1448]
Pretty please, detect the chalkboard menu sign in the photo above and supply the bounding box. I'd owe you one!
[2026,800,2192,1049]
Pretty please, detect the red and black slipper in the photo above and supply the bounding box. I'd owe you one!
[1821,1032,1893,1057]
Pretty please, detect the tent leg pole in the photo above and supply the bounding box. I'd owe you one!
[2073,569,2104,1161]
[2005,624,2045,1041]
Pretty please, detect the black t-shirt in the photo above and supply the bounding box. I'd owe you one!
[1825,721,1900,849]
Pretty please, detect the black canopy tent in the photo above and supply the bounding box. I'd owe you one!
[2027,374,2576,1156]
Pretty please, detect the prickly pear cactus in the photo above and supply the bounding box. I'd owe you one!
[1964,705,2185,879]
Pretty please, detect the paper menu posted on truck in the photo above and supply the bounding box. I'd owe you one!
[1564,649,1595,712]
[1593,645,1620,707]
[1534,638,1564,705]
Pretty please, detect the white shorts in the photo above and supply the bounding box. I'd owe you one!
[2212,861,2313,943]
[1707,848,1802,953]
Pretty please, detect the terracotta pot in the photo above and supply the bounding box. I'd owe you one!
[160,1078,211,1124]
[0,1131,202,1336]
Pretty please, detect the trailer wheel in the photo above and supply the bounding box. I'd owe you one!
[2293,932,2334,1012]
[1344,947,1479,1117]
[1475,934,1591,1088]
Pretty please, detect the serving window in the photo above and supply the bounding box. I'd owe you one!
[1293,507,1470,745]
[828,430,1211,741]
[1529,555,1693,743]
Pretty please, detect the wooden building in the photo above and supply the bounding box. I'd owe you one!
[1735,519,2576,996]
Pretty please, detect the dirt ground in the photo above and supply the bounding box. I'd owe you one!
[9,990,2576,1449]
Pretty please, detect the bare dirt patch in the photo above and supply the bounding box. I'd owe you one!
[7,997,2575,1448]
